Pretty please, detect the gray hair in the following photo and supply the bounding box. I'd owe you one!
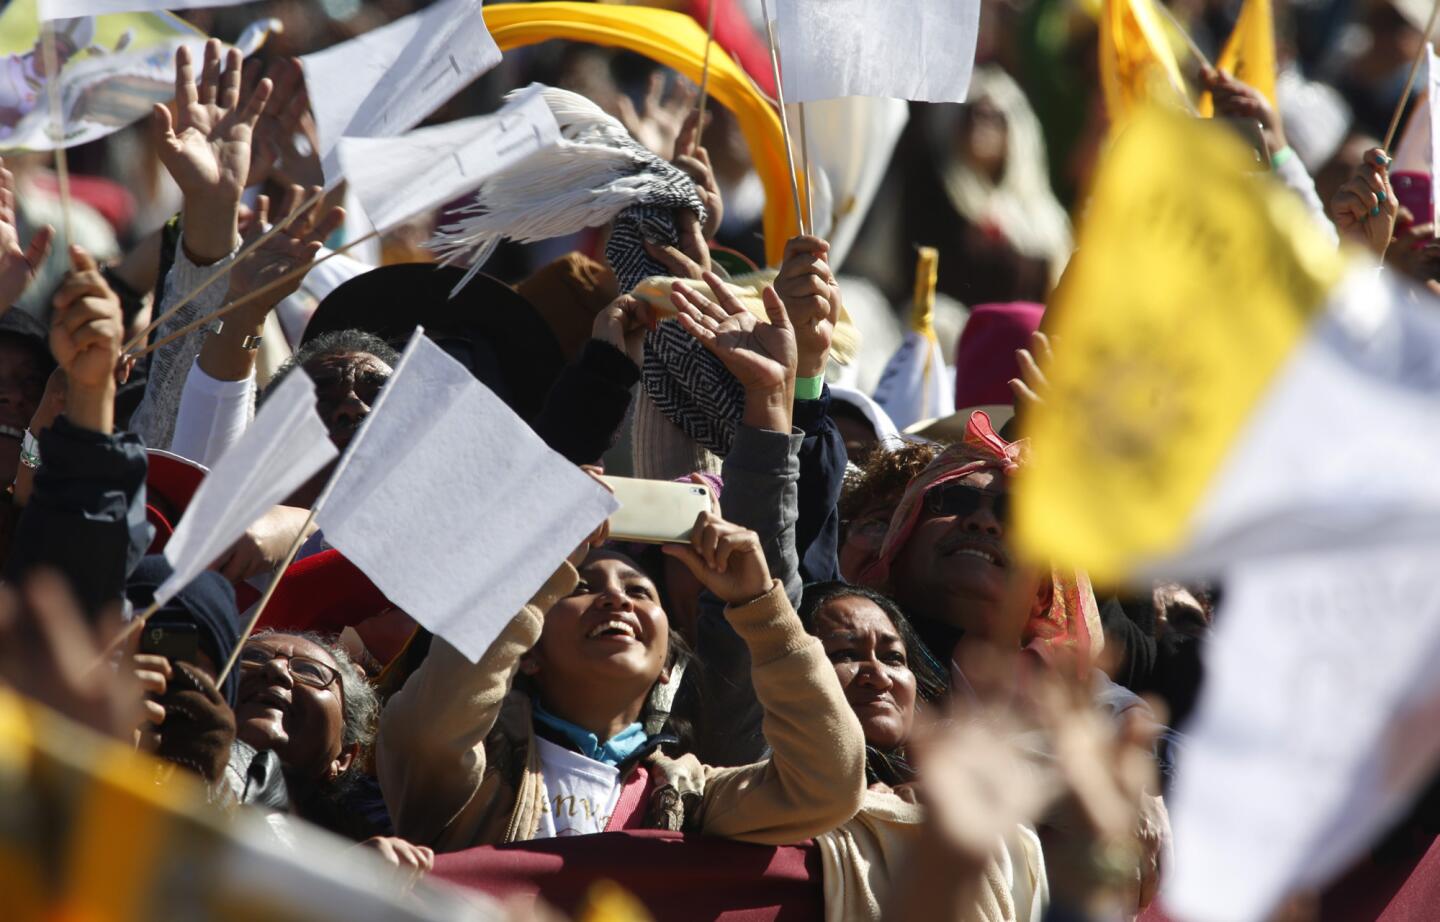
[250,630,380,761]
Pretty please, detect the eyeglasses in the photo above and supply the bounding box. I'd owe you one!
[239,647,342,694]
[841,515,891,547]
[921,481,1009,524]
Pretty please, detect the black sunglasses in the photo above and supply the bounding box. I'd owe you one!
[922,481,1009,524]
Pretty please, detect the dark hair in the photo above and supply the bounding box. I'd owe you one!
[799,582,948,702]
[839,441,941,525]
[263,329,401,401]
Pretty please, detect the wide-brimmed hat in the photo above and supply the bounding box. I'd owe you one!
[301,263,565,423]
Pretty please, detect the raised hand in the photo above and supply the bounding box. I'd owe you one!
[1202,67,1286,156]
[241,56,319,190]
[616,70,696,160]
[50,246,122,433]
[592,293,658,366]
[156,40,272,264]
[670,271,797,395]
[773,236,841,378]
[1331,148,1397,259]
[662,512,772,606]
[227,184,345,312]
[0,161,52,312]
[674,109,723,238]
[1009,330,1054,410]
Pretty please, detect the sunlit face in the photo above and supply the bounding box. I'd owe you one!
[890,469,1035,647]
[306,351,391,451]
[234,634,350,782]
[814,596,917,752]
[530,551,671,701]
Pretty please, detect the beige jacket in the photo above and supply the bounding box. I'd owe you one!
[376,563,866,851]
[815,789,1049,922]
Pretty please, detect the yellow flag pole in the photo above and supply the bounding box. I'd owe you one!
[1383,0,1440,152]
[912,246,938,337]
[39,24,72,248]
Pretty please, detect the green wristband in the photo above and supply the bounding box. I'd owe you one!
[1270,146,1297,171]
[794,375,824,401]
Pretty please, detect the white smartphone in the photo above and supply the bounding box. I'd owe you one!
[600,476,713,544]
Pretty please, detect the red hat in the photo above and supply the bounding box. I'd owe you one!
[145,450,207,555]
[953,302,1045,409]
[235,549,395,636]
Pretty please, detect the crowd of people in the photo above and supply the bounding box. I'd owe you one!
[1,0,1438,920]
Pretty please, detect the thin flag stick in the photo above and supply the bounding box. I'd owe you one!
[129,228,381,360]
[1383,0,1440,152]
[798,100,814,235]
[691,0,719,157]
[123,188,327,354]
[1155,0,1215,71]
[214,506,320,685]
[40,24,72,247]
[759,0,805,237]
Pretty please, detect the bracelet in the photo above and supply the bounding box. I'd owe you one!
[794,374,825,402]
[1270,146,1297,171]
[240,334,263,351]
[19,429,40,470]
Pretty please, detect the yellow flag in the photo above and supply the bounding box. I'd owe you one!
[1099,0,1191,122]
[1199,0,1278,116]
[1014,111,1343,582]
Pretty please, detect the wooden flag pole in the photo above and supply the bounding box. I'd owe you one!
[123,187,328,354]
[760,0,805,237]
[39,24,72,248]
[798,101,814,235]
[691,0,719,157]
[129,228,382,360]
[214,505,322,686]
[1383,0,1440,152]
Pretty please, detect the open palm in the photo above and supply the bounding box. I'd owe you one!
[670,271,796,392]
[156,40,270,204]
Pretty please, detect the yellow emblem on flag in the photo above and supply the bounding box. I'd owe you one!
[1199,0,1279,116]
[1014,111,1343,582]
[1099,0,1191,122]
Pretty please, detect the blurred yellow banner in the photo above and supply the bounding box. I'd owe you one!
[1099,0,1190,122]
[1014,111,1342,582]
[1200,0,1279,116]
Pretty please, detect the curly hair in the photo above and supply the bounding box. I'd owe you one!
[839,440,941,524]
[249,630,380,761]
[263,329,401,403]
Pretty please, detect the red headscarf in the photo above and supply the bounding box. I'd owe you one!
[860,411,1103,664]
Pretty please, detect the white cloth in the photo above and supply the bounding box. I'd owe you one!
[1273,153,1340,248]
[532,738,622,838]
[170,360,255,467]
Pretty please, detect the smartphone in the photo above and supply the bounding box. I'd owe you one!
[1393,171,1433,231]
[140,622,199,666]
[601,476,713,544]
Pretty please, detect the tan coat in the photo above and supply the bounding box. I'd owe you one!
[376,563,867,851]
[815,790,1049,922]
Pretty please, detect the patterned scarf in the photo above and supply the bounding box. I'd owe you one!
[860,411,1103,665]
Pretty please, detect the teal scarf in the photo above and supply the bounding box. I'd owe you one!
[532,702,648,767]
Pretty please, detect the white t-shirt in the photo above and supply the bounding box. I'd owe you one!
[534,738,623,838]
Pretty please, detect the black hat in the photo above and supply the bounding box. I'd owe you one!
[301,264,564,423]
[0,309,56,375]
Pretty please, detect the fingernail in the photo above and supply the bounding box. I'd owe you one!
[1380,192,1388,204]
[1371,206,1381,216]
[1379,152,1391,165]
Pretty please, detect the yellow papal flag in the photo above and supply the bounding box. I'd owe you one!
[1014,109,1346,582]
[1199,0,1279,116]
[1099,0,1190,123]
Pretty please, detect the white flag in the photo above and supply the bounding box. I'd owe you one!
[301,0,502,185]
[38,0,241,17]
[872,330,954,432]
[315,331,618,662]
[337,85,559,235]
[157,371,338,609]
[774,0,980,103]
[1166,546,1440,922]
